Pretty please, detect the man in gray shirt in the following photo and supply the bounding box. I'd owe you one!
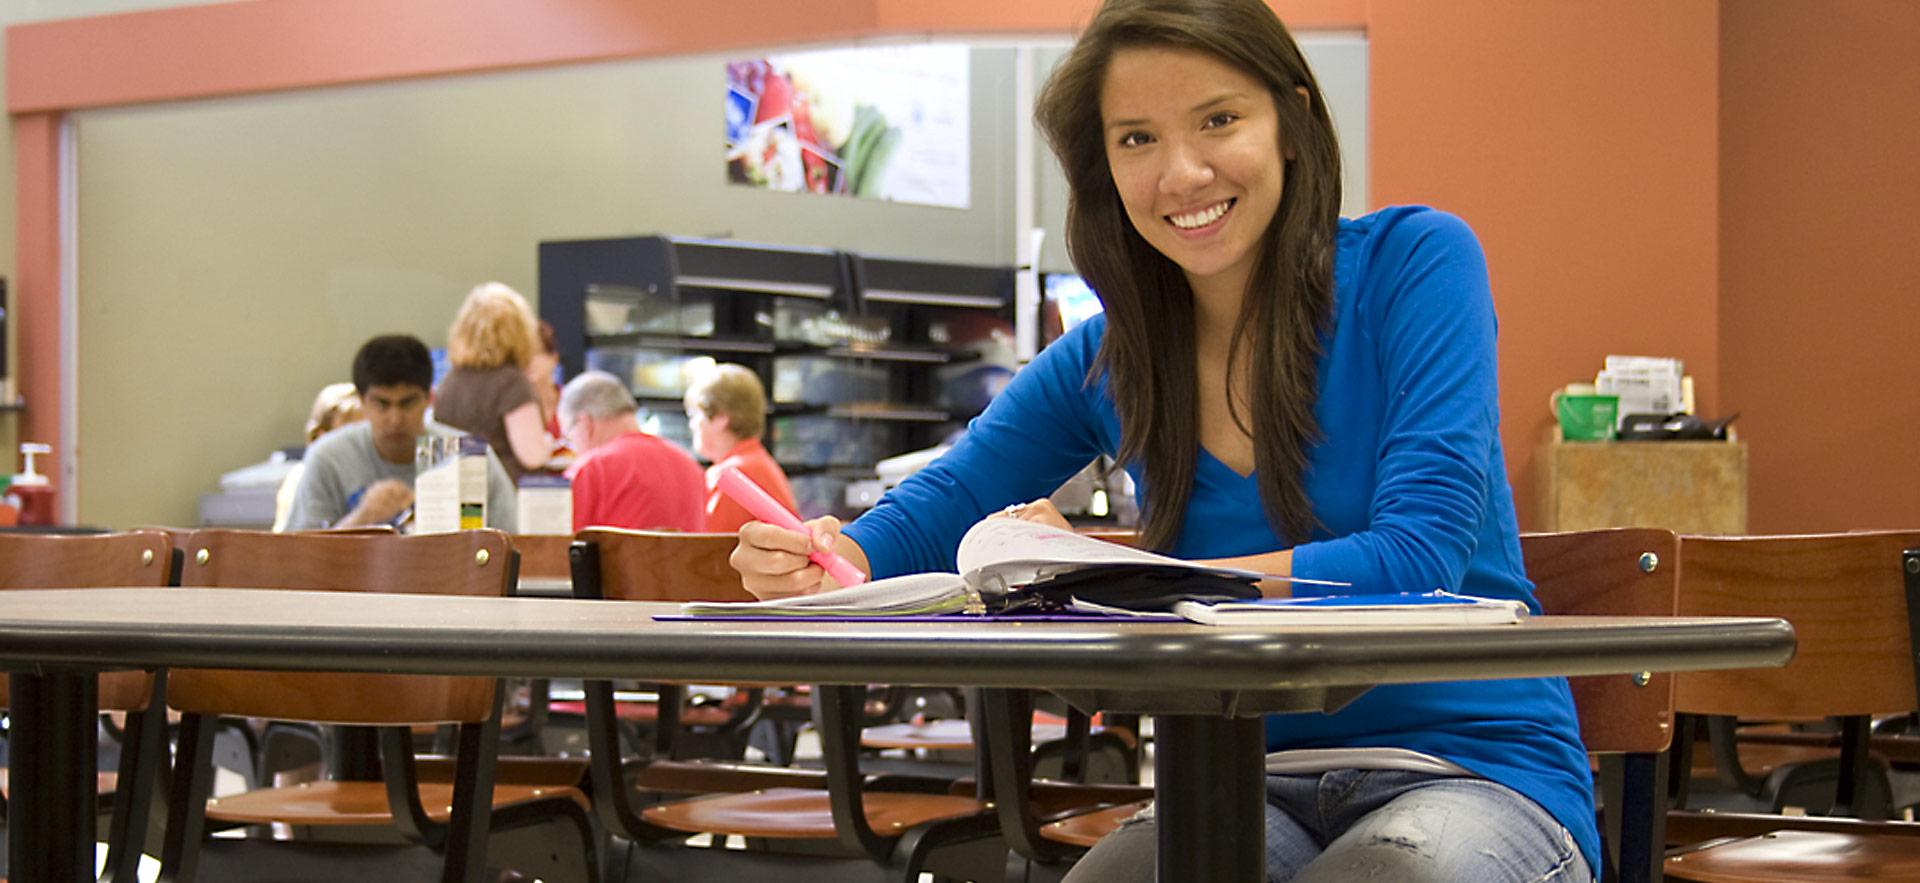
[285,335,517,531]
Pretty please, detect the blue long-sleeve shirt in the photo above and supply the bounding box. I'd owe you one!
[843,206,1598,875]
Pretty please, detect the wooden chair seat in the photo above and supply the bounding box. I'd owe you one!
[639,786,985,839]
[204,778,590,826]
[629,758,831,794]
[1039,800,1150,848]
[948,778,1151,818]
[1733,728,1920,767]
[415,755,589,789]
[1666,809,1920,846]
[1666,830,1920,882]
[1690,742,1868,781]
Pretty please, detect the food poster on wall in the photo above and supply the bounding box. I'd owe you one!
[726,44,970,209]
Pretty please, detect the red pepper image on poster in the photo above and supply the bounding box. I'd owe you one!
[754,71,793,124]
[791,101,836,193]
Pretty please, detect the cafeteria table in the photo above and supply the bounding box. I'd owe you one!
[0,587,1796,882]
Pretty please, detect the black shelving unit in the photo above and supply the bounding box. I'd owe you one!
[539,235,1014,518]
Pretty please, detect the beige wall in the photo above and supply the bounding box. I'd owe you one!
[73,50,1024,527]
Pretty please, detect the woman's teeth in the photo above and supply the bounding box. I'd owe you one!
[1169,199,1233,230]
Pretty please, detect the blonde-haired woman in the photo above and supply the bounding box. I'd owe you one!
[435,281,551,481]
[684,363,798,532]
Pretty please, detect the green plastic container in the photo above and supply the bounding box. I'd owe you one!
[1555,393,1618,441]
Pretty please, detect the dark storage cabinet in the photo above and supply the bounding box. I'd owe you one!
[539,236,1014,518]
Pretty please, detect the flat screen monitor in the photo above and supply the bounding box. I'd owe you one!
[1040,272,1104,346]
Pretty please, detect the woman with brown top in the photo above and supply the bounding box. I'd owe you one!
[433,281,552,482]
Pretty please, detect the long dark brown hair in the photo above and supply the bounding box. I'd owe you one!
[1034,0,1341,551]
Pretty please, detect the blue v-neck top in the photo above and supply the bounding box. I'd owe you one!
[843,205,1598,876]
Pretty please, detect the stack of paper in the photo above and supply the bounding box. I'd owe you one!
[1595,355,1686,426]
[1172,591,1529,626]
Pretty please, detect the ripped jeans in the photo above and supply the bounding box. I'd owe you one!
[1061,770,1592,883]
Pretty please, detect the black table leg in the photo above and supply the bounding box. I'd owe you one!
[1155,714,1265,882]
[8,670,98,883]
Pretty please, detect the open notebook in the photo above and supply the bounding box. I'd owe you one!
[680,518,1348,618]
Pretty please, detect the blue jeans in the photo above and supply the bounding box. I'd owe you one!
[1062,770,1592,883]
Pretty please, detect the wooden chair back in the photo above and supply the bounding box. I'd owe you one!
[572,528,751,603]
[167,529,514,724]
[0,530,175,710]
[511,534,573,581]
[1522,528,1681,753]
[1672,531,1920,719]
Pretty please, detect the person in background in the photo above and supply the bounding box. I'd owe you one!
[684,362,799,532]
[434,282,551,482]
[271,382,364,532]
[285,335,517,531]
[559,370,705,532]
[527,319,564,439]
[727,0,1597,880]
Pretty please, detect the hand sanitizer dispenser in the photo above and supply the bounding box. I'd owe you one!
[10,442,55,526]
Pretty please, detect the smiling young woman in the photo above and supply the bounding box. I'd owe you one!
[729,0,1598,879]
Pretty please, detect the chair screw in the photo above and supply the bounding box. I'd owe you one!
[141,549,154,566]
[1632,671,1652,687]
[475,549,490,567]
[195,548,210,566]
[1906,557,1920,574]
[1638,552,1659,573]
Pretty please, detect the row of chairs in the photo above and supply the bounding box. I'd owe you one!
[0,529,594,882]
[6,526,1920,881]
[0,528,1103,882]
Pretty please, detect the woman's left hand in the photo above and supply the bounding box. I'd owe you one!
[990,497,1072,529]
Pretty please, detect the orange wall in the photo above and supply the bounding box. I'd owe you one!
[10,114,59,475]
[1369,1,1722,528]
[1719,2,1920,532]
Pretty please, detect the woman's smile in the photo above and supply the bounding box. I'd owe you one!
[1167,197,1237,236]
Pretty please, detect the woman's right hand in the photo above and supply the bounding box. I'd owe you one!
[731,515,849,599]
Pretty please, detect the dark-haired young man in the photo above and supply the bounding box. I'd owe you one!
[284,334,517,531]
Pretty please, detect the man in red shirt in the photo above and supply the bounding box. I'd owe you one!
[558,371,705,532]
[683,363,800,532]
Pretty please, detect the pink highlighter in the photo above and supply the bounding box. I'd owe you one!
[716,465,868,587]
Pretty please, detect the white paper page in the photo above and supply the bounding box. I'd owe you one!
[956,518,1344,587]
[957,519,1191,573]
